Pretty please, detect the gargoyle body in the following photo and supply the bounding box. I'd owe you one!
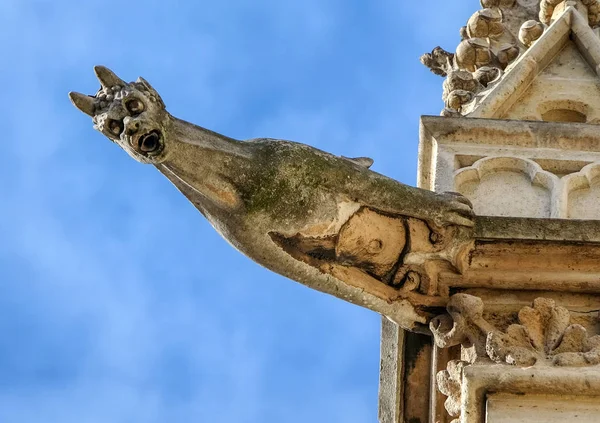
[70,67,474,329]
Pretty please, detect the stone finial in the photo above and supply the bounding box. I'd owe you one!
[419,1,583,116]
[420,0,600,115]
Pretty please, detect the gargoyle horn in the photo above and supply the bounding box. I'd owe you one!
[136,76,157,92]
[68,92,95,116]
[94,65,125,89]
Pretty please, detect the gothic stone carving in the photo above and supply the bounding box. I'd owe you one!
[519,19,545,46]
[431,294,600,366]
[70,66,475,330]
[540,0,600,26]
[437,359,469,423]
[420,1,600,116]
[420,46,455,77]
[433,294,600,422]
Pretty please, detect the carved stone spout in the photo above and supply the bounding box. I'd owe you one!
[70,66,475,329]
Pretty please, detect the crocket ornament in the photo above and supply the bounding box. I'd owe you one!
[70,66,475,329]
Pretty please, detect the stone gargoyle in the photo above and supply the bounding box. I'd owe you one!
[70,66,475,329]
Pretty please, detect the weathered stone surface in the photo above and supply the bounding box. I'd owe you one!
[487,394,600,423]
[519,20,545,47]
[68,6,600,420]
[436,359,468,422]
[457,364,600,422]
[387,3,600,423]
[431,294,600,367]
[419,116,600,220]
[70,66,477,330]
[70,69,600,335]
[421,2,600,117]
[474,215,600,242]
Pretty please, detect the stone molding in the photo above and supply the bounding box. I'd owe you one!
[437,359,600,423]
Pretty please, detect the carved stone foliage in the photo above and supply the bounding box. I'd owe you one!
[421,1,600,116]
[420,46,455,77]
[519,19,545,46]
[431,294,600,366]
[540,0,600,26]
[436,360,468,423]
[421,2,524,116]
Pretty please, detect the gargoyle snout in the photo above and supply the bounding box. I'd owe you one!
[123,116,141,136]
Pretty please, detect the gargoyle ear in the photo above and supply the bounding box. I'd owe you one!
[136,76,161,97]
[94,65,125,89]
[69,91,96,116]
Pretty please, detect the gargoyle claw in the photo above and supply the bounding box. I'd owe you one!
[438,192,475,228]
[443,191,473,208]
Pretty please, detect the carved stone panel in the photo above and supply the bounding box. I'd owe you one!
[455,157,558,218]
[563,162,600,219]
[419,117,600,222]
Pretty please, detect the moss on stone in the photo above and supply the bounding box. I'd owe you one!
[232,138,452,227]
[237,140,346,220]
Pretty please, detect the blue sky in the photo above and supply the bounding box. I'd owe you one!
[0,1,472,422]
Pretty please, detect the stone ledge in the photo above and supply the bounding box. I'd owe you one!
[475,216,600,243]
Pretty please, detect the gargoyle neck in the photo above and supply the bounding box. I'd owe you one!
[156,116,251,216]
[168,116,251,159]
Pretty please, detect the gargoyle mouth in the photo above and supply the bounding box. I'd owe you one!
[135,130,163,156]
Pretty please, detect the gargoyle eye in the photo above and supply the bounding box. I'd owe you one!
[125,98,145,115]
[108,119,124,136]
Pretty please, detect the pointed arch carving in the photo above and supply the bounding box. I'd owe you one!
[562,162,600,219]
[455,156,559,218]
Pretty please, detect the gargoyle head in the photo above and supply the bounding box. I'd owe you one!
[69,66,170,164]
